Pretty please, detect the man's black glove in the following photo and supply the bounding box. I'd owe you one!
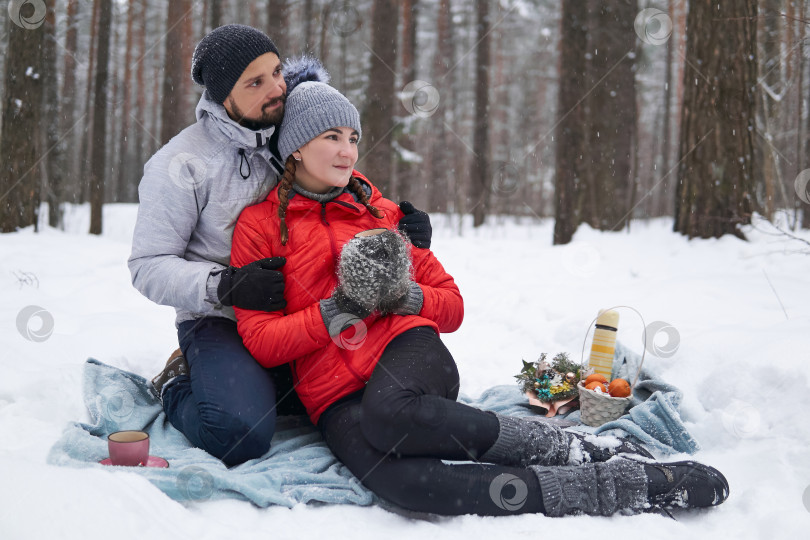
[398,201,432,249]
[217,257,286,311]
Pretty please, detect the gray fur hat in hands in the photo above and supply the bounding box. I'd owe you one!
[336,229,412,315]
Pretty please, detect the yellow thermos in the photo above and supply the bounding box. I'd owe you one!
[588,309,619,379]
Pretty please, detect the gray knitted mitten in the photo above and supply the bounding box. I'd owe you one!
[321,229,413,336]
[378,281,423,315]
[337,228,412,312]
[531,459,649,517]
[480,414,570,467]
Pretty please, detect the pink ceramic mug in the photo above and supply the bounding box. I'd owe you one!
[108,431,149,466]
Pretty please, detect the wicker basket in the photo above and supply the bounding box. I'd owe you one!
[576,306,652,427]
[577,382,632,426]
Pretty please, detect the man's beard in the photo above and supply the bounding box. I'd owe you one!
[228,95,286,130]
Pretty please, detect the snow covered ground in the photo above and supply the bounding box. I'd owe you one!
[1,204,809,539]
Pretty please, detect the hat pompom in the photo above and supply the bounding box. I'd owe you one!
[283,56,331,95]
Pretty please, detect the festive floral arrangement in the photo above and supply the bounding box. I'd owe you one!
[515,352,584,403]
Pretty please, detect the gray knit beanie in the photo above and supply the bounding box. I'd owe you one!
[278,57,361,162]
[191,24,280,104]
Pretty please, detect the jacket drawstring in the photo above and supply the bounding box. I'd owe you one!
[238,149,251,179]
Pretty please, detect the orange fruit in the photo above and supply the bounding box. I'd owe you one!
[584,373,608,386]
[585,381,608,394]
[608,378,631,397]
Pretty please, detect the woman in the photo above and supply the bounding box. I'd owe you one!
[229,59,729,517]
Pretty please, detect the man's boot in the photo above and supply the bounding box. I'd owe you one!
[150,348,188,402]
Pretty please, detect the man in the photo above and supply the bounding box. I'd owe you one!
[128,25,431,467]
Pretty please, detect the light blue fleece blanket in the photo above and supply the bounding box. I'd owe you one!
[564,341,701,454]
[47,343,696,508]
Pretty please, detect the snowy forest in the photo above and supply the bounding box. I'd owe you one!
[1,0,808,239]
[3,2,810,538]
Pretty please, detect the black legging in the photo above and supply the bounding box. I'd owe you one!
[318,326,546,516]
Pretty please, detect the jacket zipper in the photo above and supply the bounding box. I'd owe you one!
[320,202,368,386]
[320,203,341,261]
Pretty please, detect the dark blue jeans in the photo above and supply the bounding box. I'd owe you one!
[163,317,306,467]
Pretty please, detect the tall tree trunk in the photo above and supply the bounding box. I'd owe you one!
[201,0,209,36]
[490,22,509,217]
[674,0,758,239]
[61,0,80,204]
[470,0,491,228]
[657,0,675,218]
[0,1,46,232]
[627,33,642,228]
[79,0,102,203]
[107,1,122,203]
[518,31,546,219]
[249,2,260,31]
[319,2,332,67]
[150,61,161,156]
[760,0,783,220]
[43,0,64,228]
[360,0,398,195]
[401,0,417,83]
[303,0,315,55]
[209,0,222,31]
[396,0,419,204]
[133,0,148,201]
[800,0,810,229]
[0,9,5,112]
[794,0,806,224]
[670,0,688,218]
[453,4,475,224]
[181,1,194,112]
[583,0,636,231]
[427,0,453,214]
[784,0,802,226]
[266,0,289,56]
[116,0,135,202]
[160,0,193,145]
[90,0,113,235]
[553,0,588,245]
[234,1,248,24]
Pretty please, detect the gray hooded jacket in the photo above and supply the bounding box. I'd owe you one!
[128,92,284,326]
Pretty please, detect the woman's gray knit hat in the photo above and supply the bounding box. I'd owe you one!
[191,24,279,104]
[278,57,361,162]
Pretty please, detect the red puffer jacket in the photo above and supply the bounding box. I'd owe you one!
[230,172,463,424]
